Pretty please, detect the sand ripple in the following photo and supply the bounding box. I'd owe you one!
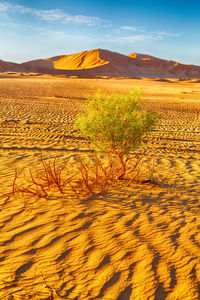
[1,185,200,299]
[1,77,200,299]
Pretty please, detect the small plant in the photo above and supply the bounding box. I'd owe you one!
[7,154,75,198]
[75,89,159,179]
[37,154,69,194]
[73,152,120,197]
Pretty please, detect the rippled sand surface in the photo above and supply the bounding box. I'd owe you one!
[1,75,200,299]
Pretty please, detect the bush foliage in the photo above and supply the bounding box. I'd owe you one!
[75,89,159,178]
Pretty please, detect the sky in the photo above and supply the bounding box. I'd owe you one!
[0,0,200,65]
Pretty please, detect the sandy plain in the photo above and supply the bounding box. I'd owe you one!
[0,74,200,299]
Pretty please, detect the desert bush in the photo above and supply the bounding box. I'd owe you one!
[75,89,159,179]
[72,151,122,197]
[3,152,159,200]
[7,155,75,198]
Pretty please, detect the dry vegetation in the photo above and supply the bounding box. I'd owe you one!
[1,74,200,299]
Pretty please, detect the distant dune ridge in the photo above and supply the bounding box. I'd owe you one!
[0,59,19,73]
[1,49,200,78]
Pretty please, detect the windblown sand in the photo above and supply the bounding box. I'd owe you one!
[0,75,200,299]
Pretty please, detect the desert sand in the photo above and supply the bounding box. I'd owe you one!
[0,75,200,299]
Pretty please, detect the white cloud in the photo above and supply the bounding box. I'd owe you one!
[0,1,12,11]
[120,26,138,31]
[107,29,182,44]
[114,28,182,43]
[0,1,104,25]
[62,14,102,26]
[0,1,182,42]
[65,15,101,26]
[154,31,182,38]
[119,34,153,42]
[36,27,92,42]
[32,8,66,21]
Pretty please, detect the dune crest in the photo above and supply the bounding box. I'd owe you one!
[46,49,109,70]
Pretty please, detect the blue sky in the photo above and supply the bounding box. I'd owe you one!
[0,0,200,64]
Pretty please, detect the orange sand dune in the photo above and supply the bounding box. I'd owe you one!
[128,52,200,78]
[1,49,200,78]
[46,49,109,70]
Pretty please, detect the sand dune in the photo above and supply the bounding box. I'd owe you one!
[128,52,200,78]
[1,49,200,78]
[1,76,200,298]
[46,49,109,70]
[0,59,19,73]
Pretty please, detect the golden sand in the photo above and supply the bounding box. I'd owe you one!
[46,49,109,70]
[0,75,200,299]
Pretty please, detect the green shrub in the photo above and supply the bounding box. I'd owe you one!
[75,89,159,179]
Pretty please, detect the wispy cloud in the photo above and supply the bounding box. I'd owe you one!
[117,25,182,42]
[120,26,138,32]
[0,2,9,11]
[0,1,104,25]
[114,29,182,43]
[154,31,182,39]
[63,15,101,26]
[115,23,182,42]
[30,9,66,21]
[120,34,153,42]
[0,1,182,42]
[36,27,90,41]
